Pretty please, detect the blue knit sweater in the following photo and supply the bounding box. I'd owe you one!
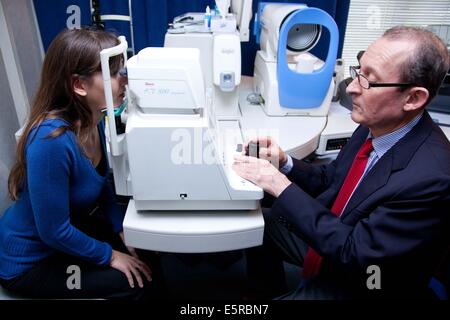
[0,118,124,280]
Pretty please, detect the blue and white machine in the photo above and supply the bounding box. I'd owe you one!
[253,3,339,116]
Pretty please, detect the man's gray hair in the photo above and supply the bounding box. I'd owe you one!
[383,26,450,103]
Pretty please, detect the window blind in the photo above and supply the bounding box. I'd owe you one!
[341,0,450,77]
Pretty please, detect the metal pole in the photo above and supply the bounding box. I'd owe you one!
[128,0,135,56]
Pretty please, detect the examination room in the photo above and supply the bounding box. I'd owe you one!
[1,0,450,306]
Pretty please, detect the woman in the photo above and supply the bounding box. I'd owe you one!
[0,27,153,299]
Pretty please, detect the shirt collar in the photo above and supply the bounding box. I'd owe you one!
[368,112,423,159]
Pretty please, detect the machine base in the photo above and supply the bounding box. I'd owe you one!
[123,200,264,253]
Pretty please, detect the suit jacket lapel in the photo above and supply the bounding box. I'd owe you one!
[339,112,434,219]
[340,152,392,217]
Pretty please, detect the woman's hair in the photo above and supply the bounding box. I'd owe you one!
[8,27,122,200]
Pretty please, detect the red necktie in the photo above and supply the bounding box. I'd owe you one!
[302,139,374,278]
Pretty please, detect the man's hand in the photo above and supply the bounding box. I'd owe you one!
[244,136,287,169]
[109,249,152,288]
[232,154,291,197]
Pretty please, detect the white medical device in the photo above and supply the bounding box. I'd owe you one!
[253,3,338,116]
[165,0,252,120]
[124,46,262,211]
[100,2,264,252]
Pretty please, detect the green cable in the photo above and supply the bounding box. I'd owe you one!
[114,98,127,116]
[101,98,127,118]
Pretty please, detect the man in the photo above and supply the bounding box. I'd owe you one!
[233,26,450,299]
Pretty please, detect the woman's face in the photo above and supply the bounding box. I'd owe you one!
[83,68,127,114]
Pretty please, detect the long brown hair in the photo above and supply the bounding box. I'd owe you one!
[8,27,122,200]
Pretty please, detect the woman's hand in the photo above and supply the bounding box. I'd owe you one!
[109,249,152,288]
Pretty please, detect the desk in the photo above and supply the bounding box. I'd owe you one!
[238,76,327,159]
[440,126,450,140]
[429,111,450,140]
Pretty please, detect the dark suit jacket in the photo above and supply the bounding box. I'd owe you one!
[271,112,450,298]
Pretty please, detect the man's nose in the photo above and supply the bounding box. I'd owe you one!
[346,77,361,96]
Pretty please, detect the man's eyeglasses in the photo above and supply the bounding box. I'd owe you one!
[349,66,413,89]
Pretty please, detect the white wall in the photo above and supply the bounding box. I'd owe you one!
[0,53,19,213]
[0,0,43,214]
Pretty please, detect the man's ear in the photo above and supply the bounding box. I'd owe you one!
[72,75,88,97]
[404,87,429,111]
